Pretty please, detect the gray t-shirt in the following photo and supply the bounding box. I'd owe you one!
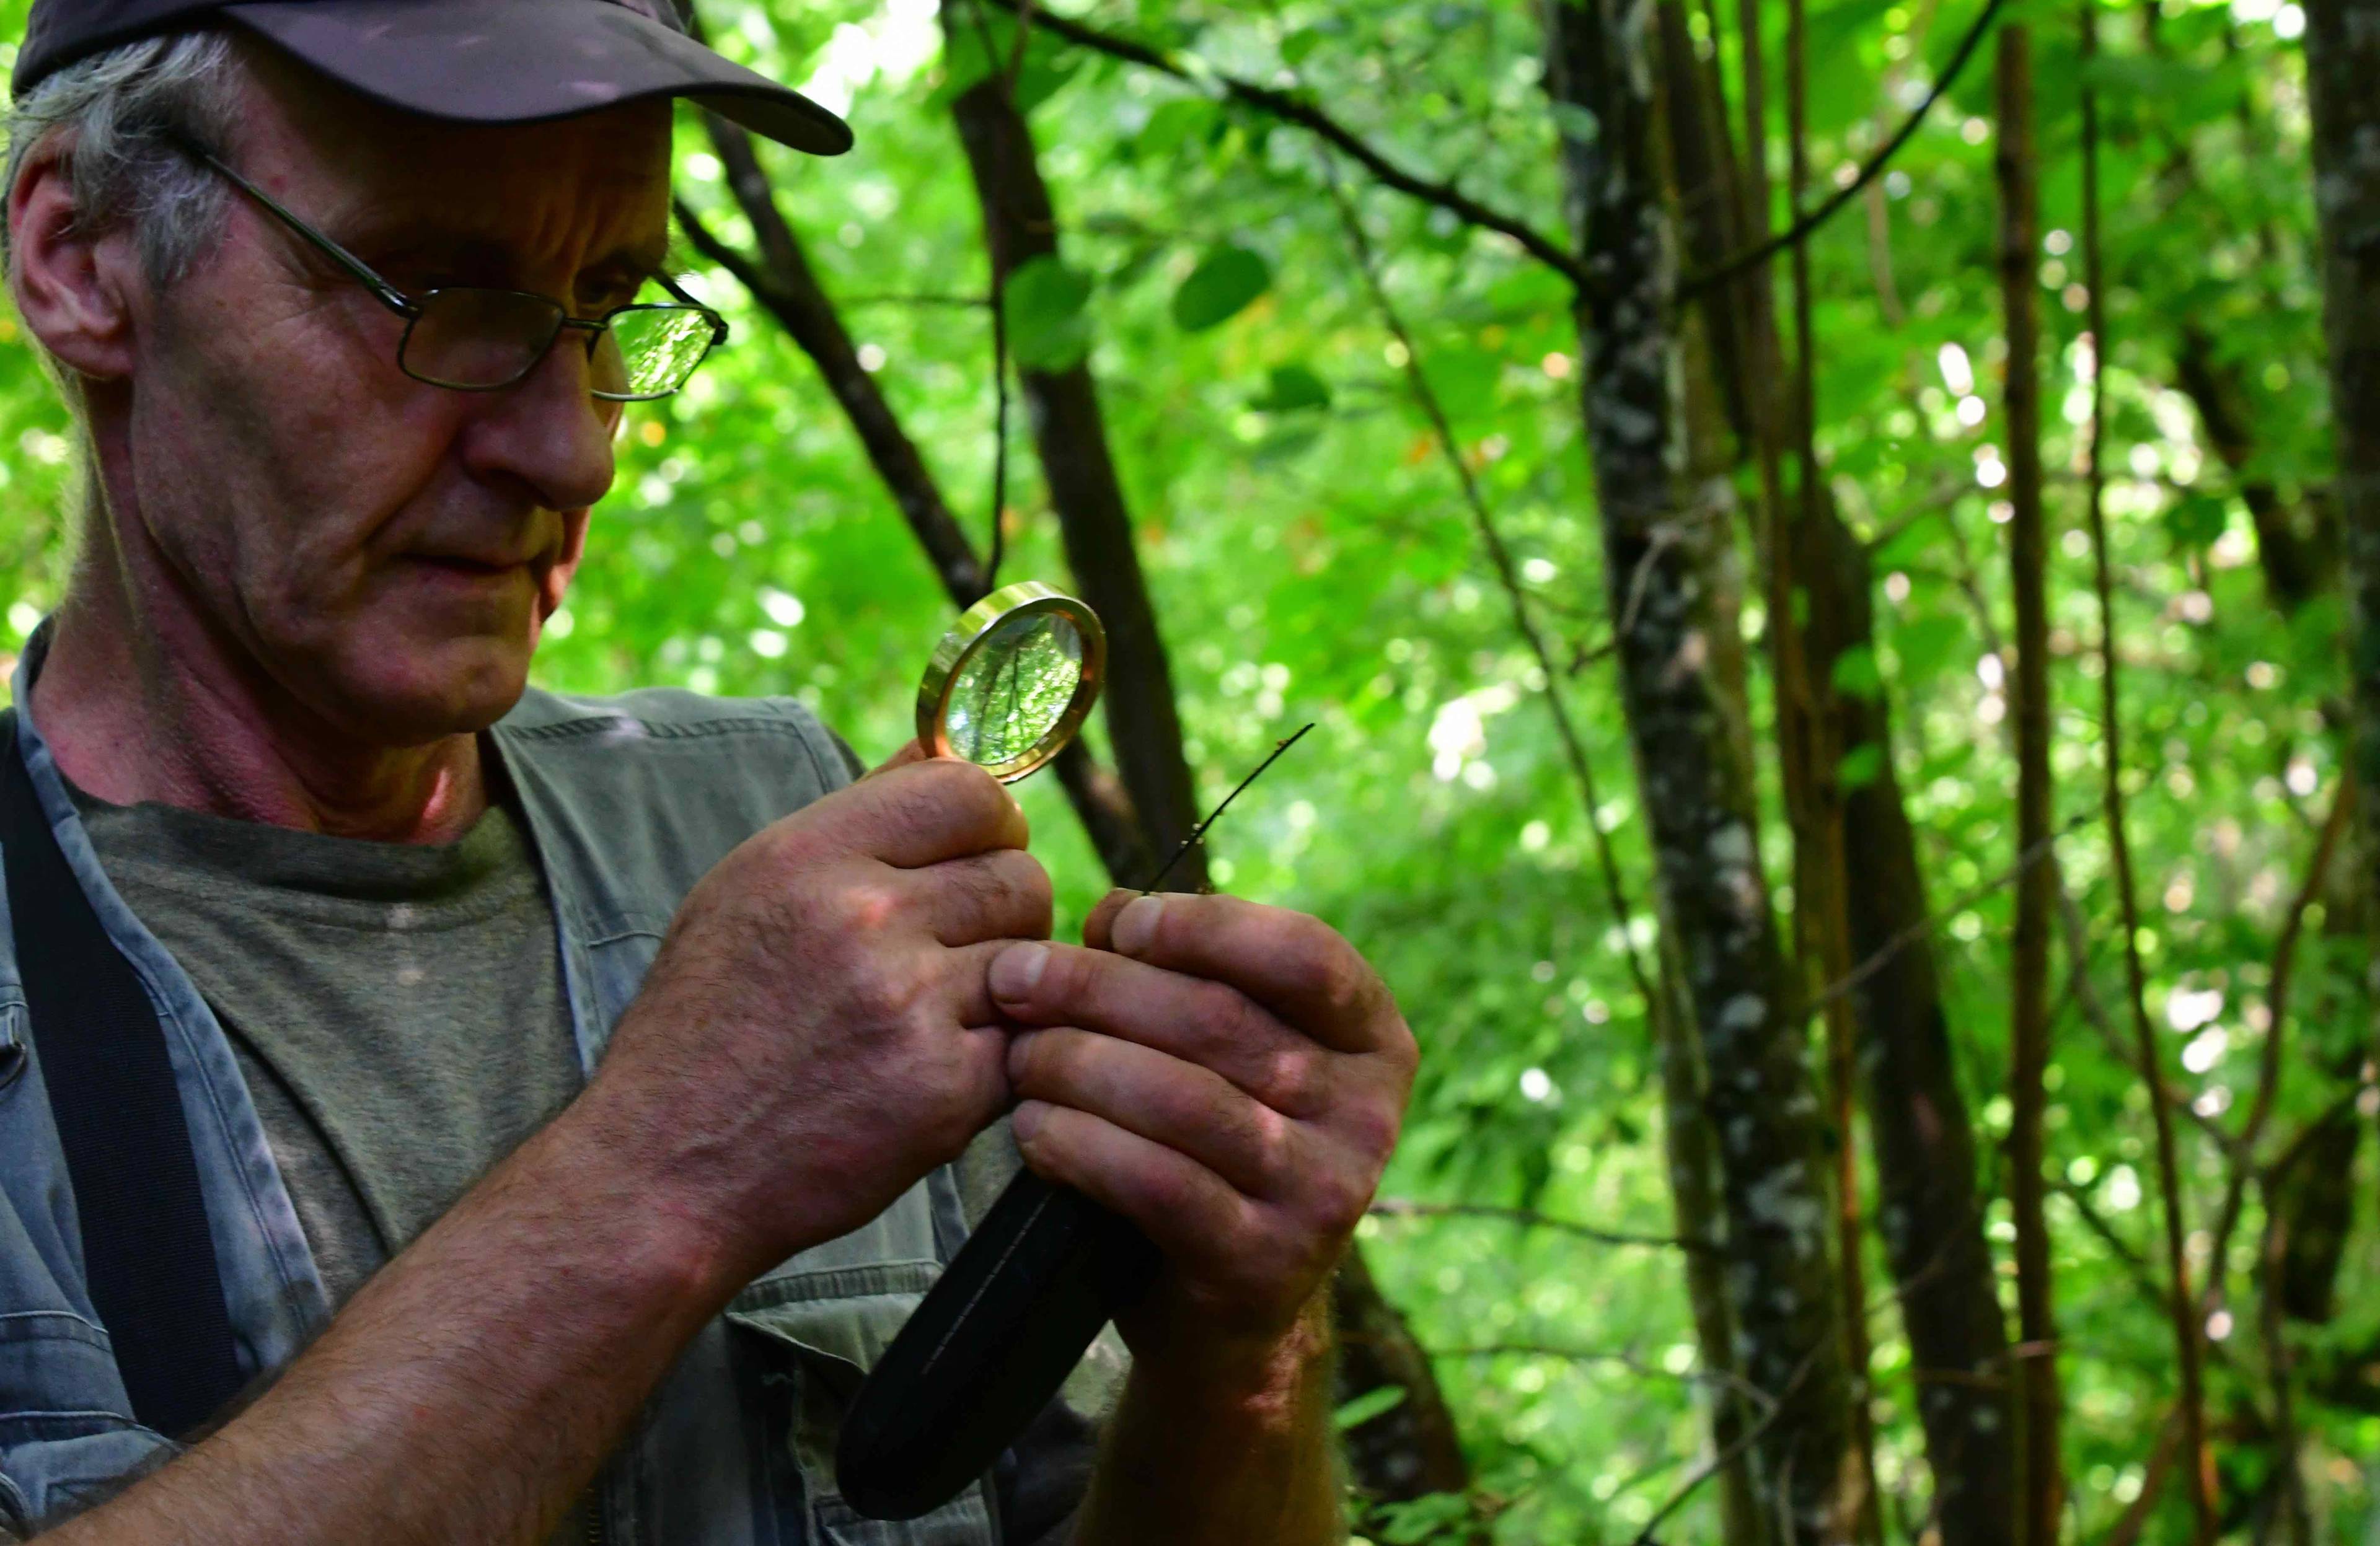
[69,781,581,1306]
[64,768,1104,1544]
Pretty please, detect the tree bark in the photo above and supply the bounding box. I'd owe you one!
[2304,0,2380,1022]
[946,47,1208,889]
[1996,29,2065,1546]
[1655,17,2016,1542]
[1656,951,1772,1546]
[1546,4,1854,1539]
[681,117,1157,882]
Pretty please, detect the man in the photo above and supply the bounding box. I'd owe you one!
[0,1,1416,1541]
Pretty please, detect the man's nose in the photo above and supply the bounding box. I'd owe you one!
[454,330,619,514]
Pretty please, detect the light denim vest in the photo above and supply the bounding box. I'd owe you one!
[0,644,1007,1545]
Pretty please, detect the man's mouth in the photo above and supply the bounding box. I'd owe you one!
[410,553,538,583]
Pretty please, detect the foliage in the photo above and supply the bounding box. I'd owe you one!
[0,0,2369,1539]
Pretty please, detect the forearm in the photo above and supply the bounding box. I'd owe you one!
[40,1092,740,1545]
[1070,1298,1341,1546]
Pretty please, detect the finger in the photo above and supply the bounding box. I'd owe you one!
[1008,1028,1305,1200]
[1085,892,1394,1056]
[938,938,1039,1030]
[818,757,1029,869]
[903,847,1054,947]
[1009,1099,1272,1289]
[862,739,935,779]
[988,941,1336,1120]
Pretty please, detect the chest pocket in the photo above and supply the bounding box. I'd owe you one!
[725,1175,995,1546]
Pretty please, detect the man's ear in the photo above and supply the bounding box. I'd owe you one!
[8,139,141,382]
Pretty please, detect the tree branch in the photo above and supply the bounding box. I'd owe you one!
[1367,1198,1696,1252]
[974,0,1595,292]
[1678,0,2011,298]
[1324,165,1664,1025]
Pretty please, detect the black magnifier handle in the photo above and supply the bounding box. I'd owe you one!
[834,1169,1161,1521]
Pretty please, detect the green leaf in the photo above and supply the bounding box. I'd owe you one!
[1333,1384,1409,1431]
[1254,364,1333,413]
[1830,644,1883,701]
[1549,101,1600,144]
[1838,741,1886,791]
[1890,613,1967,684]
[930,15,1080,115]
[1137,97,1219,159]
[1172,245,1273,332]
[2162,492,2231,551]
[1005,255,1094,372]
[1280,27,1324,68]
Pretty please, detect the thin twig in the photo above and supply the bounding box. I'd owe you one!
[968,0,1025,601]
[1322,162,1664,1023]
[1810,812,2089,1012]
[1680,0,2012,297]
[1430,1343,1778,1411]
[1629,1344,1826,1545]
[1139,724,1314,892]
[1367,1198,1693,1251]
[2081,2,2215,1517]
[974,0,1593,291]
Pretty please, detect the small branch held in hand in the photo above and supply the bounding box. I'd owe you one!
[1139,724,1314,892]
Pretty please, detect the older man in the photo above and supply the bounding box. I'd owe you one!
[0,1,1415,1542]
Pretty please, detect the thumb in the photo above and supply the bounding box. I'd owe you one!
[862,737,937,780]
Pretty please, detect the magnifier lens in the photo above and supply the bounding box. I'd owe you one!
[945,611,1085,766]
[918,581,1106,783]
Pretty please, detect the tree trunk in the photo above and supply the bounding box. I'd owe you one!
[946,48,1207,889]
[1546,4,1854,1539]
[1996,28,2065,1546]
[2304,0,2380,1016]
[1657,951,1773,1546]
[684,115,1157,882]
[1654,17,2016,1541]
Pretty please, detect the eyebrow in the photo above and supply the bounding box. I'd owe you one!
[344,224,672,297]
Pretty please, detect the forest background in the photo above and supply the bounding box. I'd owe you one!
[0,0,2374,1539]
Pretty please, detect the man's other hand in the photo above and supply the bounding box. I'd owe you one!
[989,892,1416,1359]
[591,757,1052,1283]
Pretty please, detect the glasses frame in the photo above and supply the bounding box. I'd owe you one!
[164,132,728,402]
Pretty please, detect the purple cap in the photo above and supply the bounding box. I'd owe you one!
[14,0,852,156]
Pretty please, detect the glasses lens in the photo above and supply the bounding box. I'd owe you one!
[404,290,565,390]
[602,306,718,400]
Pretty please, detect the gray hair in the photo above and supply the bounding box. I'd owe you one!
[2,31,244,296]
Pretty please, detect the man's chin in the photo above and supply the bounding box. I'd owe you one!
[316,637,536,746]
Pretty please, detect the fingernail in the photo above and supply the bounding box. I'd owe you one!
[1012,1099,1049,1142]
[990,942,1050,1002]
[1112,894,1164,957]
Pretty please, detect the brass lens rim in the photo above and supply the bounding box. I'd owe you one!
[915,581,1107,783]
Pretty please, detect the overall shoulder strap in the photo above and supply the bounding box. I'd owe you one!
[0,722,244,1439]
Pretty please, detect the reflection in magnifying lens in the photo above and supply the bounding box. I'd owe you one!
[943,612,1085,766]
[917,582,1106,783]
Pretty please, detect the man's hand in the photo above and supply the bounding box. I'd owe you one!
[588,757,1053,1284]
[987,890,1415,1359]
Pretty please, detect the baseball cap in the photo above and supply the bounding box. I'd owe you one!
[12,0,852,156]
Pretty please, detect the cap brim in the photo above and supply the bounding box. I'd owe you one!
[220,0,852,156]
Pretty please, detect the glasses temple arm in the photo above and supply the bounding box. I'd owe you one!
[169,134,417,317]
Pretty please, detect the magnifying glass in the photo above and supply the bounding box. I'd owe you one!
[917,581,1106,781]
[840,579,1154,1521]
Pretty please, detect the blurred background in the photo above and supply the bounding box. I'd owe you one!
[2,0,2369,1539]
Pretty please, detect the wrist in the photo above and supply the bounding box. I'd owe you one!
[1124,1291,1332,1425]
[529,1083,758,1312]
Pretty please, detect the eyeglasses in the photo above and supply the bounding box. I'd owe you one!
[165,133,727,402]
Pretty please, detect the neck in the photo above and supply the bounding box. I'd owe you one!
[30,522,487,846]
